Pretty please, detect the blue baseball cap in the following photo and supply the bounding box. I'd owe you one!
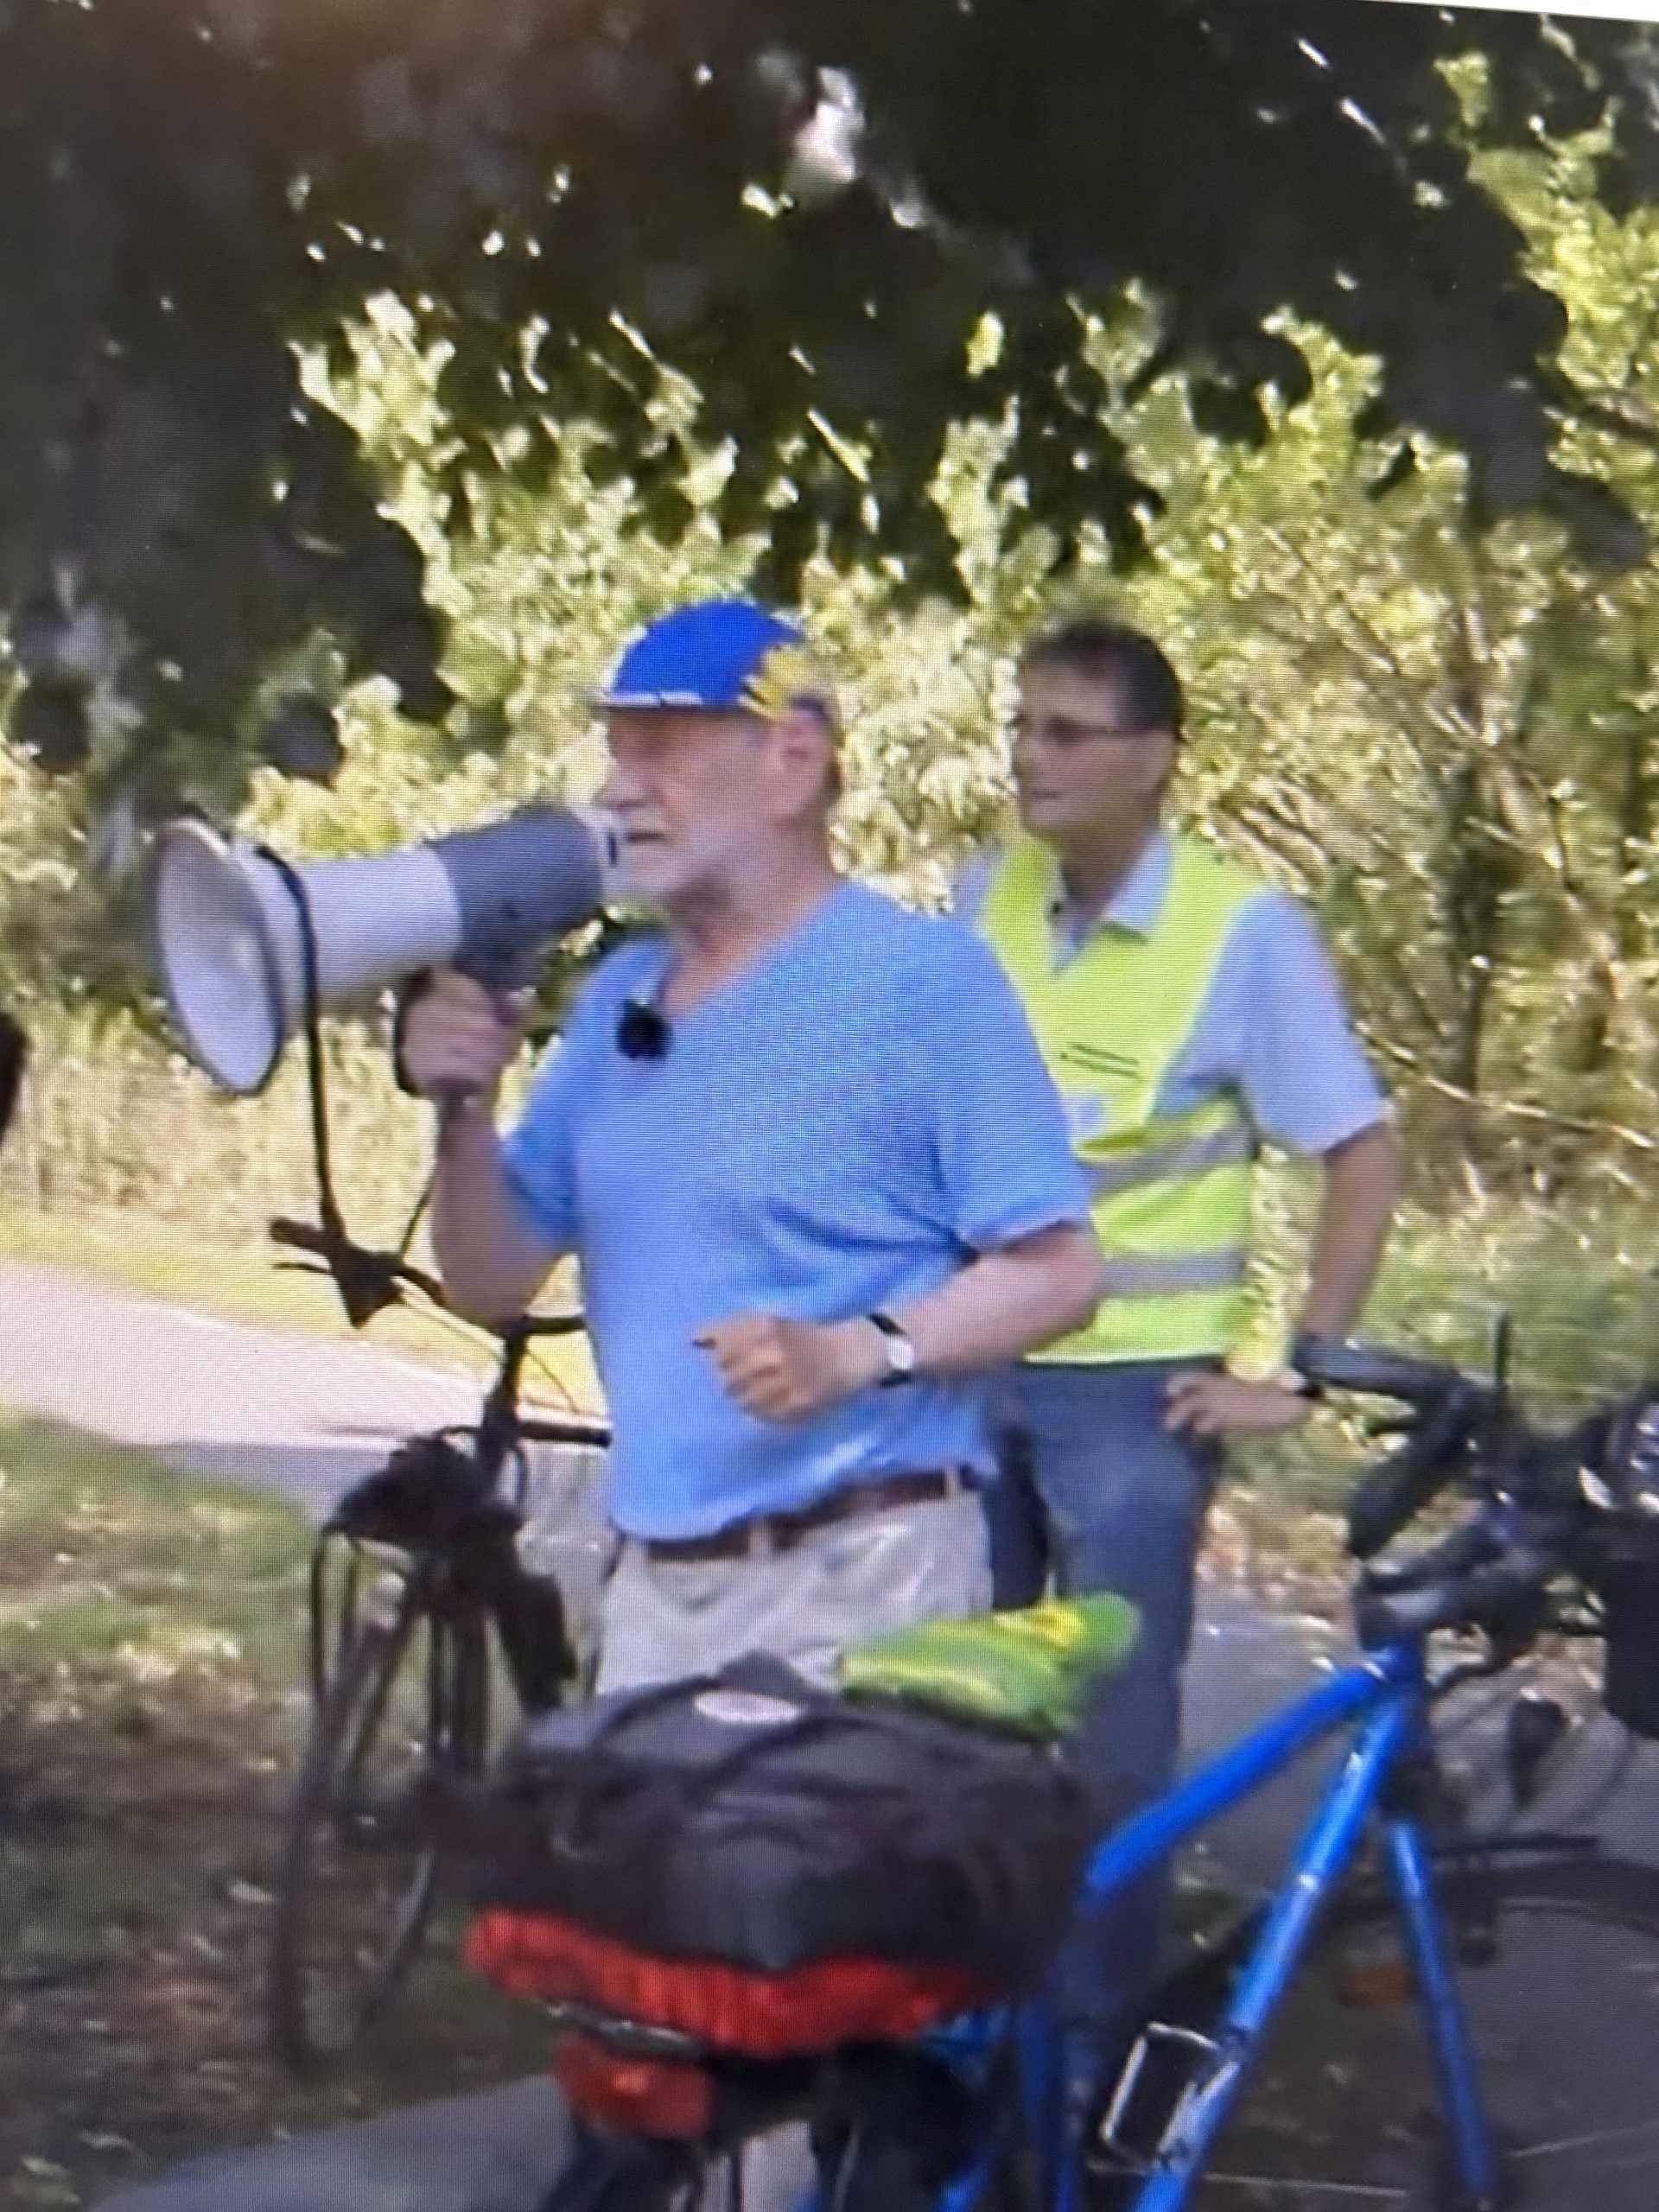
[596,599,826,715]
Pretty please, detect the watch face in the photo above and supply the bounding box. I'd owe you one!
[885,1333,916,1382]
[868,1313,915,1384]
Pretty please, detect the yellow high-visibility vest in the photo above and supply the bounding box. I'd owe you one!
[978,830,1262,1363]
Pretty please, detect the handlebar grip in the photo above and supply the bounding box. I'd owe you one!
[1347,1450,1432,1563]
[1294,1333,1474,1408]
[1346,1392,1473,1560]
[1359,1516,1497,1598]
[1356,1547,1557,1647]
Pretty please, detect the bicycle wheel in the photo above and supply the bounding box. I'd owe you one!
[267,1579,489,2075]
[1103,1847,1659,2210]
[531,2127,702,2212]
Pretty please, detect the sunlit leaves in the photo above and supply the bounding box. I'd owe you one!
[4,0,1659,816]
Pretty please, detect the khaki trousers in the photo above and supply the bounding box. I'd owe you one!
[595,1489,993,1694]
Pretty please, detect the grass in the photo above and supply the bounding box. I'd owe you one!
[12,1007,1659,1499]
[0,1199,602,1414]
[0,1411,556,2211]
[0,1009,601,1411]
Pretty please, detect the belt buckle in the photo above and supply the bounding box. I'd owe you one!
[746,1516,781,1560]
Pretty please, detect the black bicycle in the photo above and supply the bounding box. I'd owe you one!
[225,916,614,2075]
[259,1214,611,2076]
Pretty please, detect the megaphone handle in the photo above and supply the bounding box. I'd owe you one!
[435,1084,492,1149]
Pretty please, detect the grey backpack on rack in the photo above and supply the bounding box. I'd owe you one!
[452,1651,1097,1993]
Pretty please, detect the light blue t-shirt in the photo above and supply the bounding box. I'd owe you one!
[956,833,1389,1155]
[502,881,1090,1539]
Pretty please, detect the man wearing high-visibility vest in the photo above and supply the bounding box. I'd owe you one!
[960,615,1402,2121]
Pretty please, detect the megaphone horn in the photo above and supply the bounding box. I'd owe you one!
[149,804,623,1096]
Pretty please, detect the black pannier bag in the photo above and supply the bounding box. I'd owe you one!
[450,1655,1097,2056]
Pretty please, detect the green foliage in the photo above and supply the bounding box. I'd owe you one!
[1090,128,1659,1194]
[12,98,1659,1204]
[239,297,1015,921]
[6,0,1659,822]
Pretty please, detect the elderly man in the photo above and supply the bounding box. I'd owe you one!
[402,595,1102,1698]
[962,614,1402,2120]
[405,597,1102,2210]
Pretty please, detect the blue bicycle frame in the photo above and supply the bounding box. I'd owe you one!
[925,1635,1505,2212]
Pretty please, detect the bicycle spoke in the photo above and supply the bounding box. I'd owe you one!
[1515,2116,1659,2161]
[269,1603,489,2073]
[1192,2182,1408,2202]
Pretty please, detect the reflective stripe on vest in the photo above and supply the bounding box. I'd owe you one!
[1082,1121,1256,1199]
[1098,1247,1249,1298]
[976,830,1264,1363]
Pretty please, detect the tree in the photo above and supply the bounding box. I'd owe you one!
[1075,95,1659,1197]
[249,109,1659,1200]
[7,0,1659,829]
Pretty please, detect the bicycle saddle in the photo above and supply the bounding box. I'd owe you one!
[327,1433,524,1548]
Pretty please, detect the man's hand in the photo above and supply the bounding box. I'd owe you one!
[1164,1370,1314,1440]
[398,971,529,1106]
[696,1316,887,1422]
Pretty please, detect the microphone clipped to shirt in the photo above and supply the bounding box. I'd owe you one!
[616,998,671,1061]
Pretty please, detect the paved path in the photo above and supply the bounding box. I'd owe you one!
[95,2082,575,2212]
[0,1254,484,1517]
[3,1255,1656,2209]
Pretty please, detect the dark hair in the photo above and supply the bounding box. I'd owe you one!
[1019,618,1185,739]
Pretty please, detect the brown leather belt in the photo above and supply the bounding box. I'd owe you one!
[637,1467,971,1565]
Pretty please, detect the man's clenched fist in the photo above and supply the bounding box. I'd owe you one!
[695,1314,888,1423]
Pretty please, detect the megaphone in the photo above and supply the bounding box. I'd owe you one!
[149,804,624,1096]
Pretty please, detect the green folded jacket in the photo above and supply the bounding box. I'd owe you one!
[837,1594,1141,1740]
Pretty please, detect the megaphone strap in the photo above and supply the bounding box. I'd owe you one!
[250,844,436,1331]
[252,845,342,1232]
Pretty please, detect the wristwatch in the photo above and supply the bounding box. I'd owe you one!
[867,1311,918,1388]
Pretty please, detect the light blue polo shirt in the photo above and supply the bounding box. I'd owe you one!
[956,832,1389,1156]
[502,881,1090,1539]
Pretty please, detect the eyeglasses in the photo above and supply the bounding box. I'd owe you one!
[1012,713,1161,749]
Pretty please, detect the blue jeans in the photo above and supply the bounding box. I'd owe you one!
[986,1360,1223,2092]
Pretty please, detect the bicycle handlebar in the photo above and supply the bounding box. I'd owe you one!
[269,1215,448,1325]
[1293,1333,1482,1410]
[268,1217,586,1345]
[1298,1333,1623,1651]
[1293,1338,1503,1562]
[1344,1388,1491,1561]
[1354,1544,1560,1649]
